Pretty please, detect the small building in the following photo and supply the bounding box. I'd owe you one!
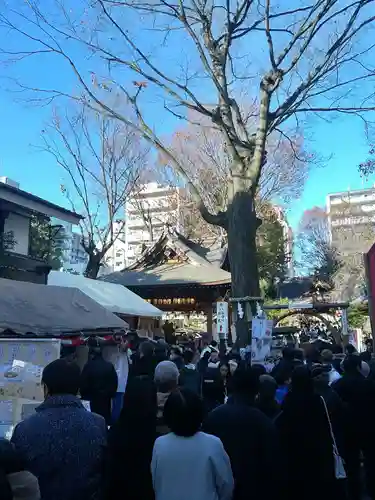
[102,229,231,336]
[0,177,82,284]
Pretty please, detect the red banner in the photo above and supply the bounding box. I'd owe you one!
[365,244,375,338]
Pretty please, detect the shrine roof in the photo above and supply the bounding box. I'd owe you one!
[102,230,231,287]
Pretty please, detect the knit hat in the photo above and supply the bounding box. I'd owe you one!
[154,361,180,386]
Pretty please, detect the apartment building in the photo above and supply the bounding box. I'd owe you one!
[69,232,88,265]
[327,187,375,266]
[107,182,183,271]
[50,223,88,271]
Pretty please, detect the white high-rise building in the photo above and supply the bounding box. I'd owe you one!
[107,182,183,271]
[69,232,88,265]
[51,222,88,272]
[327,187,375,263]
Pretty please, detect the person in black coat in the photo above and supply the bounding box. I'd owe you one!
[271,346,295,382]
[105,377,157,500]
[203,366,282,500]
[332,355,375,500]
[130,341,157,380]
[201,363,225,414]
[169,346,184,370]
[311,364,348,461]
[179,349,201,395]
[0,439,40,500]
[256,374,280,420]
[80,347,118,425]
[275,366,339,500]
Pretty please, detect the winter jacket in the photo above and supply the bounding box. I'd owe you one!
[0,470,40,500]
[333,372,375,445]
[0,438,40,500]
[275,392,337,500]
[7,471,40,500]
[314,382,348,461]
[152,432,233,500]
[130,355,157,380]
[11,395,107,500]
[179,365,201,395]
[105,407,156,500]
[0,469,12,500]
[156,392,171,437]
[203,395,282,500]
[201,367,225,413]
[255,397,281,420]
[80,356,118,401]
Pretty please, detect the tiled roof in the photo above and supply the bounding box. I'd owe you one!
[102,230,231,287]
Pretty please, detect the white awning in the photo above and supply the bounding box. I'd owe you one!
[48,271,163,318]
[0,278,127,335]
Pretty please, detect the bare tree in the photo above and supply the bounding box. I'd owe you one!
[40,106,147,278]
[296,207,341,280]
[297,205,370,301]
[1,0,375,343]
[360,143,375,178]
[160,115,312,243]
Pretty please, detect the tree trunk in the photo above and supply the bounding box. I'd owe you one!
[84,253,102,279]
[227,190,260,347]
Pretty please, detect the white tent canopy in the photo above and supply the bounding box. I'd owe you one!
[48,271,162,318]
[0,278,127,335]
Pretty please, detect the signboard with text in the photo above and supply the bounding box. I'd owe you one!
[252,318,273,339]
[216,301,229,339]
[0,339,60,438]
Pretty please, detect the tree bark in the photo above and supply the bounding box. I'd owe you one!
[84,254,102,279]
[227,190,260,346]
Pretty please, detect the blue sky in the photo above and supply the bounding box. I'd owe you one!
[0,1,373,233]
[1,87,371,231]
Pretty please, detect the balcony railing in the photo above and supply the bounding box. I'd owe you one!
[0,250,51,284]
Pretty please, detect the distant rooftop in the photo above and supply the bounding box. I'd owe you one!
[327,186,375,198]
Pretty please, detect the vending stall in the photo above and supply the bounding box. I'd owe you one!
[0,277,127,437]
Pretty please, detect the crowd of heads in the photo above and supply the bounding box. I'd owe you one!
[3,331,375,500]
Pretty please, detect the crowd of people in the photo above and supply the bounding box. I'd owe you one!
[1,335,375,500]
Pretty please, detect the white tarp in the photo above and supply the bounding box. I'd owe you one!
[0,278,127,335]
[48,271,162,318]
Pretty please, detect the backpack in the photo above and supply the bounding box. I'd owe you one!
[179,367,201,395]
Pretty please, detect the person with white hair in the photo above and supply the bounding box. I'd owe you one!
[360,361,370,378]
[154,361,180,437]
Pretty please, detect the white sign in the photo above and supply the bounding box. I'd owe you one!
[252,318,273,340]
[348,328,363,352]
[288,301,313,310]
[216,301,229,339]
[0,339,60,401]
[251,338,272,363]
[103,346,129,393]
[0,339,60,437]
[341,309,349,335]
